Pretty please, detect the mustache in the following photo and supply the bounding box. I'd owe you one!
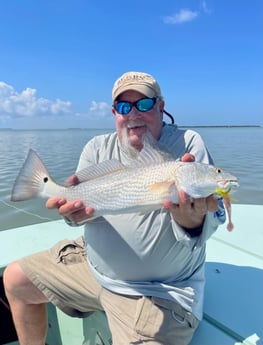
[125,120,146,129]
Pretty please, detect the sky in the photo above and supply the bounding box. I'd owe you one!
[0,0,262,129]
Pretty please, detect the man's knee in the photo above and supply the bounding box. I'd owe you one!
[4,261,26,291]
[3,261,48,304]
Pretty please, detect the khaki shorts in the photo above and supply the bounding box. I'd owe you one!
[19,236,199,345]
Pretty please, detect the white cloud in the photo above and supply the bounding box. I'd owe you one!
[201,1,212,14]
[0,81,72,118]
[163,8,199,24]
[89,100,111,118]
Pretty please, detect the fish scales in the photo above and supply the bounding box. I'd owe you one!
[67,162,178,213]
[11,147,239,225]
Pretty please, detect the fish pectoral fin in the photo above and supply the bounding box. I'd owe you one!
[148,181,175,197]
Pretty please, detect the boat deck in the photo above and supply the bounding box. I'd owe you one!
[1,204,262,345]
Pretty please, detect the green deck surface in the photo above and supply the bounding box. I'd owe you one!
[1,204,262,345]
[191,204,263,345]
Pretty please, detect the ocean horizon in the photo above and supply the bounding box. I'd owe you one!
[0,124,262,131]
[0,126,262,231]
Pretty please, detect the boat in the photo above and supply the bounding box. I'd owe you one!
[0,204,262,345]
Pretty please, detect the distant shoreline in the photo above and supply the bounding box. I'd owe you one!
[0,125,262,131]
[179,125,262,128]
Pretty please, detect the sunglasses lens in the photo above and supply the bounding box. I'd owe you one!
[136,98,155,112]
[115,102,132,115]
[114,97,156,115]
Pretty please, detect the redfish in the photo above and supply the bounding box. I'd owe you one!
[11,145,239,228]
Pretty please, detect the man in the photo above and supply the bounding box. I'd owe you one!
[4,71,224,345]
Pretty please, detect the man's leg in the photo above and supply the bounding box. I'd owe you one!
[100,289,199,345]
[3,261,49,345]
[3,237,103,345]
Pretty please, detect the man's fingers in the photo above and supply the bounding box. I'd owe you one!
[207,195,219,212]
[85,206,95,217]
[66,175,80,186]
[46,197,66,209]
[181,153,195,162]
[163,200,173,208]
[192,198,207,215]
[178,190,191,205]
[57,200,84,216]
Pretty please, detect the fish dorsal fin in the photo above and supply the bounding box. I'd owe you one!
[76,141,173,182]
[131,141,172,167]
[76,159,125,183]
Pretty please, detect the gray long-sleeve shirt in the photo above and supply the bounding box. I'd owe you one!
[76,124,225,320]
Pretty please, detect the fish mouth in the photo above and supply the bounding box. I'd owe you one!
[218,180,239,193]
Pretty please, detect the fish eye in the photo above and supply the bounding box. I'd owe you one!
[43,177,48,183]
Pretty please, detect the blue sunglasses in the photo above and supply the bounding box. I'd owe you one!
[113,97,157,115]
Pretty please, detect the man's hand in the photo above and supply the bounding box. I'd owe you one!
[45,174,95,224]
[163,153,218,229]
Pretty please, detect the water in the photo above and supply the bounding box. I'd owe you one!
[0,127,262,231]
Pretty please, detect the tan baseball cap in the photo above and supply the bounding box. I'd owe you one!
[112,71,163,102]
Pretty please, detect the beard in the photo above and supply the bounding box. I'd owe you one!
[120,122,157,158]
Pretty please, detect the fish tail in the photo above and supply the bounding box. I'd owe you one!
[11,149,52,201]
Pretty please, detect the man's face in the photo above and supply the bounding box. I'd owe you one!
[112,90,164,152]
